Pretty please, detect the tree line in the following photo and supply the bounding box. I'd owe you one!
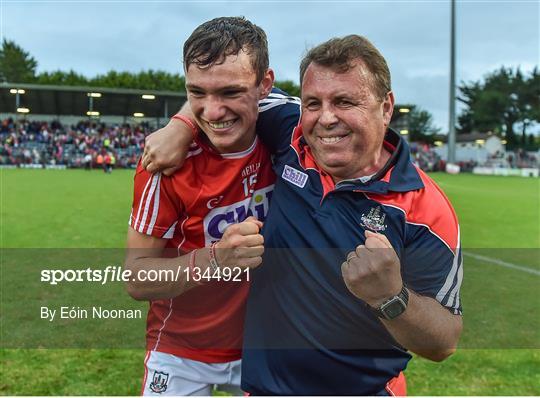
[1,39,538,149]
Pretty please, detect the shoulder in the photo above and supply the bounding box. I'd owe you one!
[407,168,459,250]
[366,168,459,252]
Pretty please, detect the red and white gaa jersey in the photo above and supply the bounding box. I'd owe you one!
[129,136,275,363]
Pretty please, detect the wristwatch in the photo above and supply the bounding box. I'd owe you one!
[372,286,409,320]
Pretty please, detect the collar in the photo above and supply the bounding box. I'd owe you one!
[196,134,258,159]
[290,125,424,197]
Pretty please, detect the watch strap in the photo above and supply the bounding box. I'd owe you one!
[373,286,409,320]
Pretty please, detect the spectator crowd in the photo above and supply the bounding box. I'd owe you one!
[1,118,537,172]
[0,118,149,169]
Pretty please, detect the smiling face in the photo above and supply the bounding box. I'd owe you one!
[300,60,394,182]
[185,50,273,154]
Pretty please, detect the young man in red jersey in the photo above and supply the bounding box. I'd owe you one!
[125,17,282,395]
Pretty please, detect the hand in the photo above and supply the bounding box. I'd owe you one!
[142,118,194,175]
[214,216,264,269]
[341,230,403,307]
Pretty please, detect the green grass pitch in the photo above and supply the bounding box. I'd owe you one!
[1,169,539,395]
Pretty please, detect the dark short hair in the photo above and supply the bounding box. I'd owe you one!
[183,16,269,84]
[299,35,391,100]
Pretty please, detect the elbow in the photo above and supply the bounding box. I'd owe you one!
[125,280,147,301]
[425,315,463,362]
[423,319,462,362]
[426,346,457,362]
[124,263,148,301]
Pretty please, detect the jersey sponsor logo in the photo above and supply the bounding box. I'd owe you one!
[282,165,308,188]
[360,206,387,232]
[207,195,224,209]
[203,185,274,245]
[149,370,169,393]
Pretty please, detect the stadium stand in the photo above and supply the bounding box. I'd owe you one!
[1,118,147,169]
[2,117,537,173]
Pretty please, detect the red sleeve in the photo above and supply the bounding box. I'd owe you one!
[129,163,183,239]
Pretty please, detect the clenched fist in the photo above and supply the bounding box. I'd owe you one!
[214,216,265,269]
[341,230,403,308]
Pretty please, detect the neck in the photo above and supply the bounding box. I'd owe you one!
[201,130,257,155]
[331,147,391,184]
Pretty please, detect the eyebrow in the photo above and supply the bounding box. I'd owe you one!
[185,84,248,93]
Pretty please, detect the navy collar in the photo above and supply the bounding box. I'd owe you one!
[291,126,424,196]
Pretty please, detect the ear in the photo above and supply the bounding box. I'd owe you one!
[258,68,275,100]
[382,91,395,128]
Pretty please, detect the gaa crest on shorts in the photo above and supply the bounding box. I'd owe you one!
[149,370,169,393]
[360,206,387,232]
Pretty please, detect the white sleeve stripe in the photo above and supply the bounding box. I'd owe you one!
[447,270,460,309]
[436,227,462,307]
[146,174,162,235]
[259,99,301,113]
[259,96,301,104]
[264,92,301,101]
[163,221,177,239]
[259,98,301,108]
[138,173,160,233]
[449,252,464,309]
[133,174,153,231]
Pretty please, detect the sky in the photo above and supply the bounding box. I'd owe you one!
[1,0,538,131]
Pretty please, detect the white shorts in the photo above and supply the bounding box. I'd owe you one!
[141,351,243,396]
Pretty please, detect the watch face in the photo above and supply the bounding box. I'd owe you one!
[381,297,406,319]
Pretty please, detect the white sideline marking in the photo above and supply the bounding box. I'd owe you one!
[463,252,540,276]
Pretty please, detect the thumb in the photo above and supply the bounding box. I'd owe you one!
[364,230,392,249]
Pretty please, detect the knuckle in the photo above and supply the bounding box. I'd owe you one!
[250,257,263,268]
[233,237,246,248]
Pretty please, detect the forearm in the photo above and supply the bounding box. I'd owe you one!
[381,290,462,361]
[164,102,195,146]
[125,249,211,301]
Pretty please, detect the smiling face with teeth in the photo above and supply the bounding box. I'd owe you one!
[185,50,274,154]
[300,60,395,183]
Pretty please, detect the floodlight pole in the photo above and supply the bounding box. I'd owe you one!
[447,0,457,163]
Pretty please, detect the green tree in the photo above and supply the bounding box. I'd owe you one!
[274,80,300,97]
[458,67,539,149]
[36,70,89,86]
[0,39,38,83]
[90,70,185,91]
[407,107,440,143]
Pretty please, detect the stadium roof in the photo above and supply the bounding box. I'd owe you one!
[1,82,414,132]
[0,82,187,119]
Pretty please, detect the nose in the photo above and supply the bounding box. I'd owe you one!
[202,96,227,121]
[318,104,338,129]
